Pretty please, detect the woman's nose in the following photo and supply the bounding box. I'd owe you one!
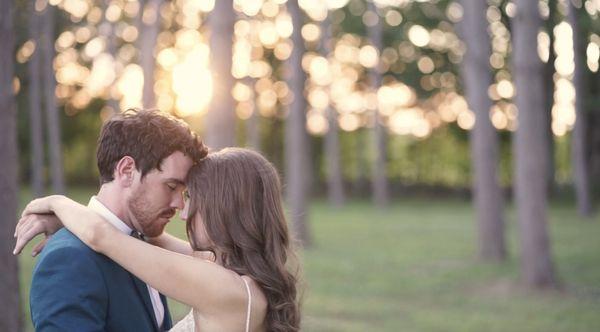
[180,201,189,221]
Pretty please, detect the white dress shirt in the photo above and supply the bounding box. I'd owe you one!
[88,196,165,328]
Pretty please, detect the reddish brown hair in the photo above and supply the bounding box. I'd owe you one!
[186,148,300,332]
[97,108,207,184]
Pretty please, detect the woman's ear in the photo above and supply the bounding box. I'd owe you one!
[114,156,137,187]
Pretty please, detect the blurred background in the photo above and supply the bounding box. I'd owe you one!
[1,0,599,331]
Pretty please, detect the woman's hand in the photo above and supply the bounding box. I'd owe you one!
[192,250,216,263]
[13,195,66,256]
[13,213,63,256]
[21,195,65,216]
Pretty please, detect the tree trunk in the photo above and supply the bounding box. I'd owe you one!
[140,0,163,108]
[243,77,261,151]
[0,0,23,330]
[353,128,369,197]
[544,0,557,195]
[367,1,389,207]
[28,0,45,197]
[205,0,236,150]
[102,0,120,113]
[321,16,344,207]
[41,4,65,194]
[286,0,311,246]
[512,0,557,288]
[588,69,600,200]
[568,0,592,217]
[458,0,506,261]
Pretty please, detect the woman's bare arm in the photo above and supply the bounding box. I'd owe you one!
[146,232,194,256]
[18,195,247,315]
[14,205,193,257]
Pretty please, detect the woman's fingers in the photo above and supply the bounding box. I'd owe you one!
[32,237,50,257]
[13,216,45,255]
[192,250,216,262]
[14,216,25,238]
[14,215,33,240]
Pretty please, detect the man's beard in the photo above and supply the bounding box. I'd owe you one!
[128,187,175,237]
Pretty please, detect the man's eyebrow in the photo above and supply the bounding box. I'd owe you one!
[165,178,186,186]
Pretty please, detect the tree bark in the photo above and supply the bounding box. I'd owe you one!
[544,0,557,195]
[367,1,389,207]
[458,0,506,261]
[353,128,369,197]
[41,4,65,194]
[588,69,600,199]
[244,77,261,151]
[568,0,592,217]
[321,16,344,207]
[140,0,163,108]
[286,0,311,246]
[512,0,557,288]
[205,0,236,150]
[28,0,45,197]
[0,0,23,329]
[102,0,120,113]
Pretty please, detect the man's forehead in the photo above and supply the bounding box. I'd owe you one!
[159,152,193,172]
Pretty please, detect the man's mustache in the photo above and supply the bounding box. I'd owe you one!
[159,209,176,219]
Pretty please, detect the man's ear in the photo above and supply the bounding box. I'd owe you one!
[114,156,137,187]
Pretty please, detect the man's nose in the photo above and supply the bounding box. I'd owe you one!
[172,191,185,210]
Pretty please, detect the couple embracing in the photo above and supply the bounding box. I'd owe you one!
[13,109,300,332]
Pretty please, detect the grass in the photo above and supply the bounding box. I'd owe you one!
[17,188,600,331]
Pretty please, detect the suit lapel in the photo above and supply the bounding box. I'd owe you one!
[130,273,160,332]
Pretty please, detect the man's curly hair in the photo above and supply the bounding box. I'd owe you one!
[97,108,208,184]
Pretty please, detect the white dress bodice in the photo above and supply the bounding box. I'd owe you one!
[169,277,253,332]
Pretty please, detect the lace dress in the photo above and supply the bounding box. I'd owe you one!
[169,277,253,332]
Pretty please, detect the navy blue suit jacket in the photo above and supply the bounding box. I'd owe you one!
[30,228,173,331]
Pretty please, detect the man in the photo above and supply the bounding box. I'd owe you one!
[29,109,207,331]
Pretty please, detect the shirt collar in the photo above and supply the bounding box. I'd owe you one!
[88,196,132,235]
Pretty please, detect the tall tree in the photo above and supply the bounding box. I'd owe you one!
[102,0,120,113]
[568,0,592,216]
[321,14,345,206]
[352,129,369,197]
[367,1,389,207]
[0,0,22,330]
[544,0,558,194]
[140,0,163,108]
[28,0,45,197]
[205,0,236,149]
[286,0,311,246]
[41,3,65,194]
[458,0,506,261]
[512,0,556,288]
[243,77,261,151]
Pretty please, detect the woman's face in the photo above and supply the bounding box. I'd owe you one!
[181,198,211,250]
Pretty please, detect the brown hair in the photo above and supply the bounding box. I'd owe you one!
[97,108,207,184]
[186,148,300,332]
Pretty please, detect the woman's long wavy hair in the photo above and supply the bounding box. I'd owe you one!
[186,148,300,331]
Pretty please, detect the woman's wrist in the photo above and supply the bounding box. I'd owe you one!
[49,195,68,213]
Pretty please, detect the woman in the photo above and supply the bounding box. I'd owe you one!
[14,148,300,332]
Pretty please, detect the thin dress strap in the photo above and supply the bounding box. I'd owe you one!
[242,277,252,332]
